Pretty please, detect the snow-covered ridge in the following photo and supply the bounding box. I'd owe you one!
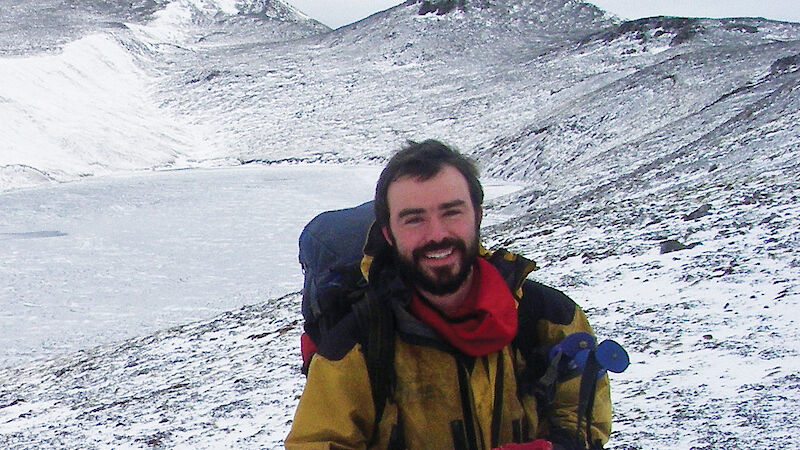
[1,0,800,448]
[2,1,798,192]
[0,33,200,186]
[0,0,329,191]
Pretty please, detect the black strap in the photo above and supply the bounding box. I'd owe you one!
[451,420,470,450]
[535,350,563,408]
[576,351,603,449]
[490,351,505,448]
[353,292,395,446]
[455,357,480,450]
[388,422,405,449]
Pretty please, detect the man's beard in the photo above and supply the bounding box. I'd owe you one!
[393,236,479,296]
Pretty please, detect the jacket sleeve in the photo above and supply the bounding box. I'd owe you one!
[285,344,376,450]
[521,281,613,448]
[543,307,613,448]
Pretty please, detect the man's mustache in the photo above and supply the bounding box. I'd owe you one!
[412,238,466,261]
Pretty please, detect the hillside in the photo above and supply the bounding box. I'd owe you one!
[1,0,799,448]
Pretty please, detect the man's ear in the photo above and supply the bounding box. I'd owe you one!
[381,226,394,246]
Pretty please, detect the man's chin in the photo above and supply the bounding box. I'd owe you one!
[420,261,459,278]
[417,268,469,296]
[394,244,476,296]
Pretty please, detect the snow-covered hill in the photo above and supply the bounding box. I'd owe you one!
[0,0,329,189]
[0,292,304,448]
[1,0,799,448]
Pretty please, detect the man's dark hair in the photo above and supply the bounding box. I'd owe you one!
[375,139,483,228]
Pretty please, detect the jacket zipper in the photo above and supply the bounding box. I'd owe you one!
[490,351,506,448]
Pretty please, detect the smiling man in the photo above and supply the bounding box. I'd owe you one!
[286,140,612,449]
[383,163,481,312]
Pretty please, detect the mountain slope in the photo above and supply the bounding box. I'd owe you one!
[1,1,799,448]
[0,0,328,57]
[0,293,305,448]
[3,1,798,188]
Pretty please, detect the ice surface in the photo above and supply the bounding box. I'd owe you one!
[0,165,381,366]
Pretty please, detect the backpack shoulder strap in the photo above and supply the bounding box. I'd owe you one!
[352,291,395,442]
[486,248,540,367]
[486,249,551,412]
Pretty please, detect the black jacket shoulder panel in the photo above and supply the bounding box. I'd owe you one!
[519,280,576,326]
[315,312,363,361]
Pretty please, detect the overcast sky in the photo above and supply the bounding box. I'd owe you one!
[283,0,800,29]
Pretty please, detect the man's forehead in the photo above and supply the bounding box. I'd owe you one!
[387,167,472,211]
[389,166,467,190]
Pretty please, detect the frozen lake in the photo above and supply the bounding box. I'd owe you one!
[0,165,383,368]
[0,165,519,368]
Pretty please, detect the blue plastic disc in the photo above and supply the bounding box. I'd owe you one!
[573,348,590,371]
[561,332,596,357]
[595,340,630,373]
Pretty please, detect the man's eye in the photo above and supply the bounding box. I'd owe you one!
[443,209,462,217]
[404,216,423,225]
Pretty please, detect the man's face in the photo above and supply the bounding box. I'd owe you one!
[382,165,481,296]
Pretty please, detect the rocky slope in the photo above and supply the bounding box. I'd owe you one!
[1,0,799,448]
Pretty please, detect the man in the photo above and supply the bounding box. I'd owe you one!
[286,140,612,449]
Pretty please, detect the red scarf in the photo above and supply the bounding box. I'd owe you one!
[408,258,518,356]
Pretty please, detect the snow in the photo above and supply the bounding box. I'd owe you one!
[132,1,198,42]
[0,33,201,182]
[0,165,520,448]
[2,0,800,448]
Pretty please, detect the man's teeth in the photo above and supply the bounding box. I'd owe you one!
[426,248,453,259]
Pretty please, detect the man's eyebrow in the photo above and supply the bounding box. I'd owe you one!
[439,200,467,210]
[397,207,425,219]
[396,200,467,220]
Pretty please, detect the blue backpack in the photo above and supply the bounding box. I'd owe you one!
[298,201,376,371]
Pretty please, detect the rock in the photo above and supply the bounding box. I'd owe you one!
[683,204,712,221]
[660,240,686,253]
[660,239,701,254]
[760,213,779,225]
[418,0,464,16]
[771,53,800,75]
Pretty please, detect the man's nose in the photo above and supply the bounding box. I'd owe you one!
[426,216,449,241]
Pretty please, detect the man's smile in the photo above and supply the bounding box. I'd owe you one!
[424,247,454,260]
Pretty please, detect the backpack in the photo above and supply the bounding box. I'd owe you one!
[298,200,398,435]
[298,200,375,365]
[297,201,627,449]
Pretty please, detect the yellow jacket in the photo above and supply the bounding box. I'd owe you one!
[286,249,612,449]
